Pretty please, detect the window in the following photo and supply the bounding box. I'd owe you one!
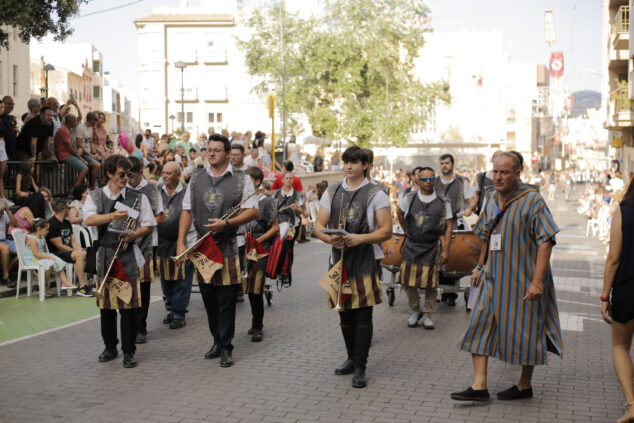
[208,112,223,123]
[93,86,101,99]
[13,65,18,97]
[92,60,100,73]
[178,112,193,123]
[506,131,516,142]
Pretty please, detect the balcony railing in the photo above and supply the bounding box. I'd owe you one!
[4,161,79,202]
[612,5,630,35]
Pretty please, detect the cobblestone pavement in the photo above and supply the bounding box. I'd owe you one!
[0,195,625,422]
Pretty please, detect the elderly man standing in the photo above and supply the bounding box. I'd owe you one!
[451,152,563,402]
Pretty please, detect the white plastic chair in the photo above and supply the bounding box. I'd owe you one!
[72,224,97,287]
[12,229,66,301]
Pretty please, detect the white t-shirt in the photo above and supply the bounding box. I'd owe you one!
[128,178,164,247]
[75,123,93,153]
[143,136,154,152]
[244,155,258,167]
[319,178,391,259]
[398,191,452,219]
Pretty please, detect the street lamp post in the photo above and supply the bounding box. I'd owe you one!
[280,0,287,161]
[169,115,175,134]
[174,61,187,134]
[44,63,55,98]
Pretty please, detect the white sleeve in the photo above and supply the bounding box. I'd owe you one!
[371,190,391,211]
[445,202,453,219]
[464,179,474,199]
[398,195,409,214]
[182,183,192,211]
[139,195,157,227]
[83,193,97,225]
[319,191,331,211]
[241,176,258,209]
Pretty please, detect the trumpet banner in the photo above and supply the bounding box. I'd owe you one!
[189,236,224,283]
[318,258,352,305]
[246,234,269,262]
[105,257,133,304]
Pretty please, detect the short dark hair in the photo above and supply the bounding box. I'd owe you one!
[509,150,524,170]
[103,154,131,177]
[439,154,454,164]
[71,184,87,201]
[27,192,47,219]
[419,166,435,175]
[53,199,69,212]
[283,160,294,172]
[342,146,369,164]
[86,111,98,122]
[411,166,424,176]
[363,148,374,164]
[246,166,264,184]
[208,134,231,153]
[231,143,245,153]
[40,106,53,114]
[128,156,143,173]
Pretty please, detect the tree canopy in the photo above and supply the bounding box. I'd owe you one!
[237,0,450,147]
[0,0,88,49]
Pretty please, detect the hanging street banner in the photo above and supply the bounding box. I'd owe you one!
[545,11,556,47]
[550,51,564,78]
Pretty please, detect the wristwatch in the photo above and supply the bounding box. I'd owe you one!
[224,218,231,228]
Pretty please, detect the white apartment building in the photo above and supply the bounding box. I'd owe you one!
[134,0,271,136]
[602,0,633,175]
[103,75,140,136]
[0,26,31,120]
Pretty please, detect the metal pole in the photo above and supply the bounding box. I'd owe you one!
[45,70,49,98]
[180,68,185,134]
[385,71,389,147]
[280,0,287,161]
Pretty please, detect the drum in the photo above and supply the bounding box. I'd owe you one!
[440,230,482,274]
[380,232,405,267]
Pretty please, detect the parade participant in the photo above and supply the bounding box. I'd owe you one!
[396,167,452,330]
[436,153,475,306]
[271,161,303,192]
[230,143,249,302]
[244,166,279,342]
[156,162,195,329]
[474,151,502,215]
[452,152,562,402]
[601,178,634,423]
[127,156,165,344]
[314,146,392,388]
[272,171,304,285]
[176,134,258,368]
[363,148,389,194]
[84,154,157,368]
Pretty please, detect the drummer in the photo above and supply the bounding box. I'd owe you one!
[396,167,453,329]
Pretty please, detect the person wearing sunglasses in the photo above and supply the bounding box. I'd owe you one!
[84,154,157,369]
[396,167,453,330]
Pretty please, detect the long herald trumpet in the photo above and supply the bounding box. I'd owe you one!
[334,193,346,311]
[171,191,258,261]
[97,198,139,296]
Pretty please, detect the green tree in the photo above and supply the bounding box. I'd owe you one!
[237,0,450,147]
[0,0,88,49]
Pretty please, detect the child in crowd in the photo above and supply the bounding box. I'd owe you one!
[24,218,74,297]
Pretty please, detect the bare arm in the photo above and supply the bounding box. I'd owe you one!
[176,210,193,256]
[85,209,128,227]
[155,212,165,225]
[314,206,336,245]
[522,239,554,301]
[30,137,37,158]
[256,217,279,244]
[27,238,54,260]
[5,209,18,228]
[15,174,28,200]
[343,206,392,247]
[603,208,622,298]
[49,236,73,252]
[68,207,83,224]
[396,208,406,234]
[440,218,452,263]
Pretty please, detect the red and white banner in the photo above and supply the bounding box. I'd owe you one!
[564,95,575,112]
[544,11,556,47]
[550,52,564,78]
[189,236,224,283]
[246,233,269,262]
[106,257,133,304]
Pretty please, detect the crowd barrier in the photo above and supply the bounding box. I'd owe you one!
[5,160,79,200]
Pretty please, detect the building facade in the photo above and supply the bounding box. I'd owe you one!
[0,26,31,122]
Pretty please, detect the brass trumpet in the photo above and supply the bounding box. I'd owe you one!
[171,191,258,261]
[277,202,299,213]
[334,246,345,311]
[97,198,139,296]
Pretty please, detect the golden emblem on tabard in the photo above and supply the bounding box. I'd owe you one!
[204,189,223,210]
[164,207,173,219]
[415,214,426,226]
[344,202,362,225]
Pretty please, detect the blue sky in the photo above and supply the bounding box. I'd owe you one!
[67,0,602,92]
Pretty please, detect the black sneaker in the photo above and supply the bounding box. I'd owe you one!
[450,387,490,402]
[77,285,92,297]
[123,353,137,368]
[169,318,186,329]
[136,333,147,344]
[6,279,16,288]
[496,385,533,400]
[251,328,263,342]
[163,312,174,324]
[98,348,118,362]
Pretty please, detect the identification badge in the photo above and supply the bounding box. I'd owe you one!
[490,234,502,251]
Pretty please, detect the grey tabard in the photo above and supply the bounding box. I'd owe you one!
[89,187,143,282]
[435,174,468,218]
[402,192,446,265]
[131,183,159,257]
[247,195,278,249]
[156,183,186,259]
[189,167,245,257]
[274,189,299,227]
[327,182,381,278]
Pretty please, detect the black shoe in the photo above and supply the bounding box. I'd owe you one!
[450,387,491,402]
[334,359,354,375]
[251,328,263,342]
[236,292,245,303]
[169,318,186,329]
[123,353,137,368]
[205,344,221,359]
[496,385,533,400]
[351,367,367,388]
[98,348,118,362]
[247,327,254,335]
[445,296,456,306]
[77,285,92,297]
[163,312,174,324]
[136,333,147,344]
[220,349,233,367]
[6,279,16,288]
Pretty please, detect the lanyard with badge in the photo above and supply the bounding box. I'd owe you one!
[473,203,507,287]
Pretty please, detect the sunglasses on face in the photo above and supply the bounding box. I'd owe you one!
[419,177,436,183]
[117,172,134,179]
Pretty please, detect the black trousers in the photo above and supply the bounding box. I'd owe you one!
[137,282,152,335]
[101,308,137,354]
[199,284,239,350]
[248,293,264,330]
[338,306,373,369]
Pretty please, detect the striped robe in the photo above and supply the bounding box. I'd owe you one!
[457,185,563,365]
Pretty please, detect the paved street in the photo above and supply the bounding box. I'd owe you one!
[0,193,626,423]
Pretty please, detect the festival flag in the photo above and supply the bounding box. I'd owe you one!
[105,257,133,304]
[246,233,269,262]
[189,236,224,283]
[544,11,556,47]
[318,258,352,305]
[550,52,564,78]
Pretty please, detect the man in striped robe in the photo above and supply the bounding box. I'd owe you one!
[451,152,563,402]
